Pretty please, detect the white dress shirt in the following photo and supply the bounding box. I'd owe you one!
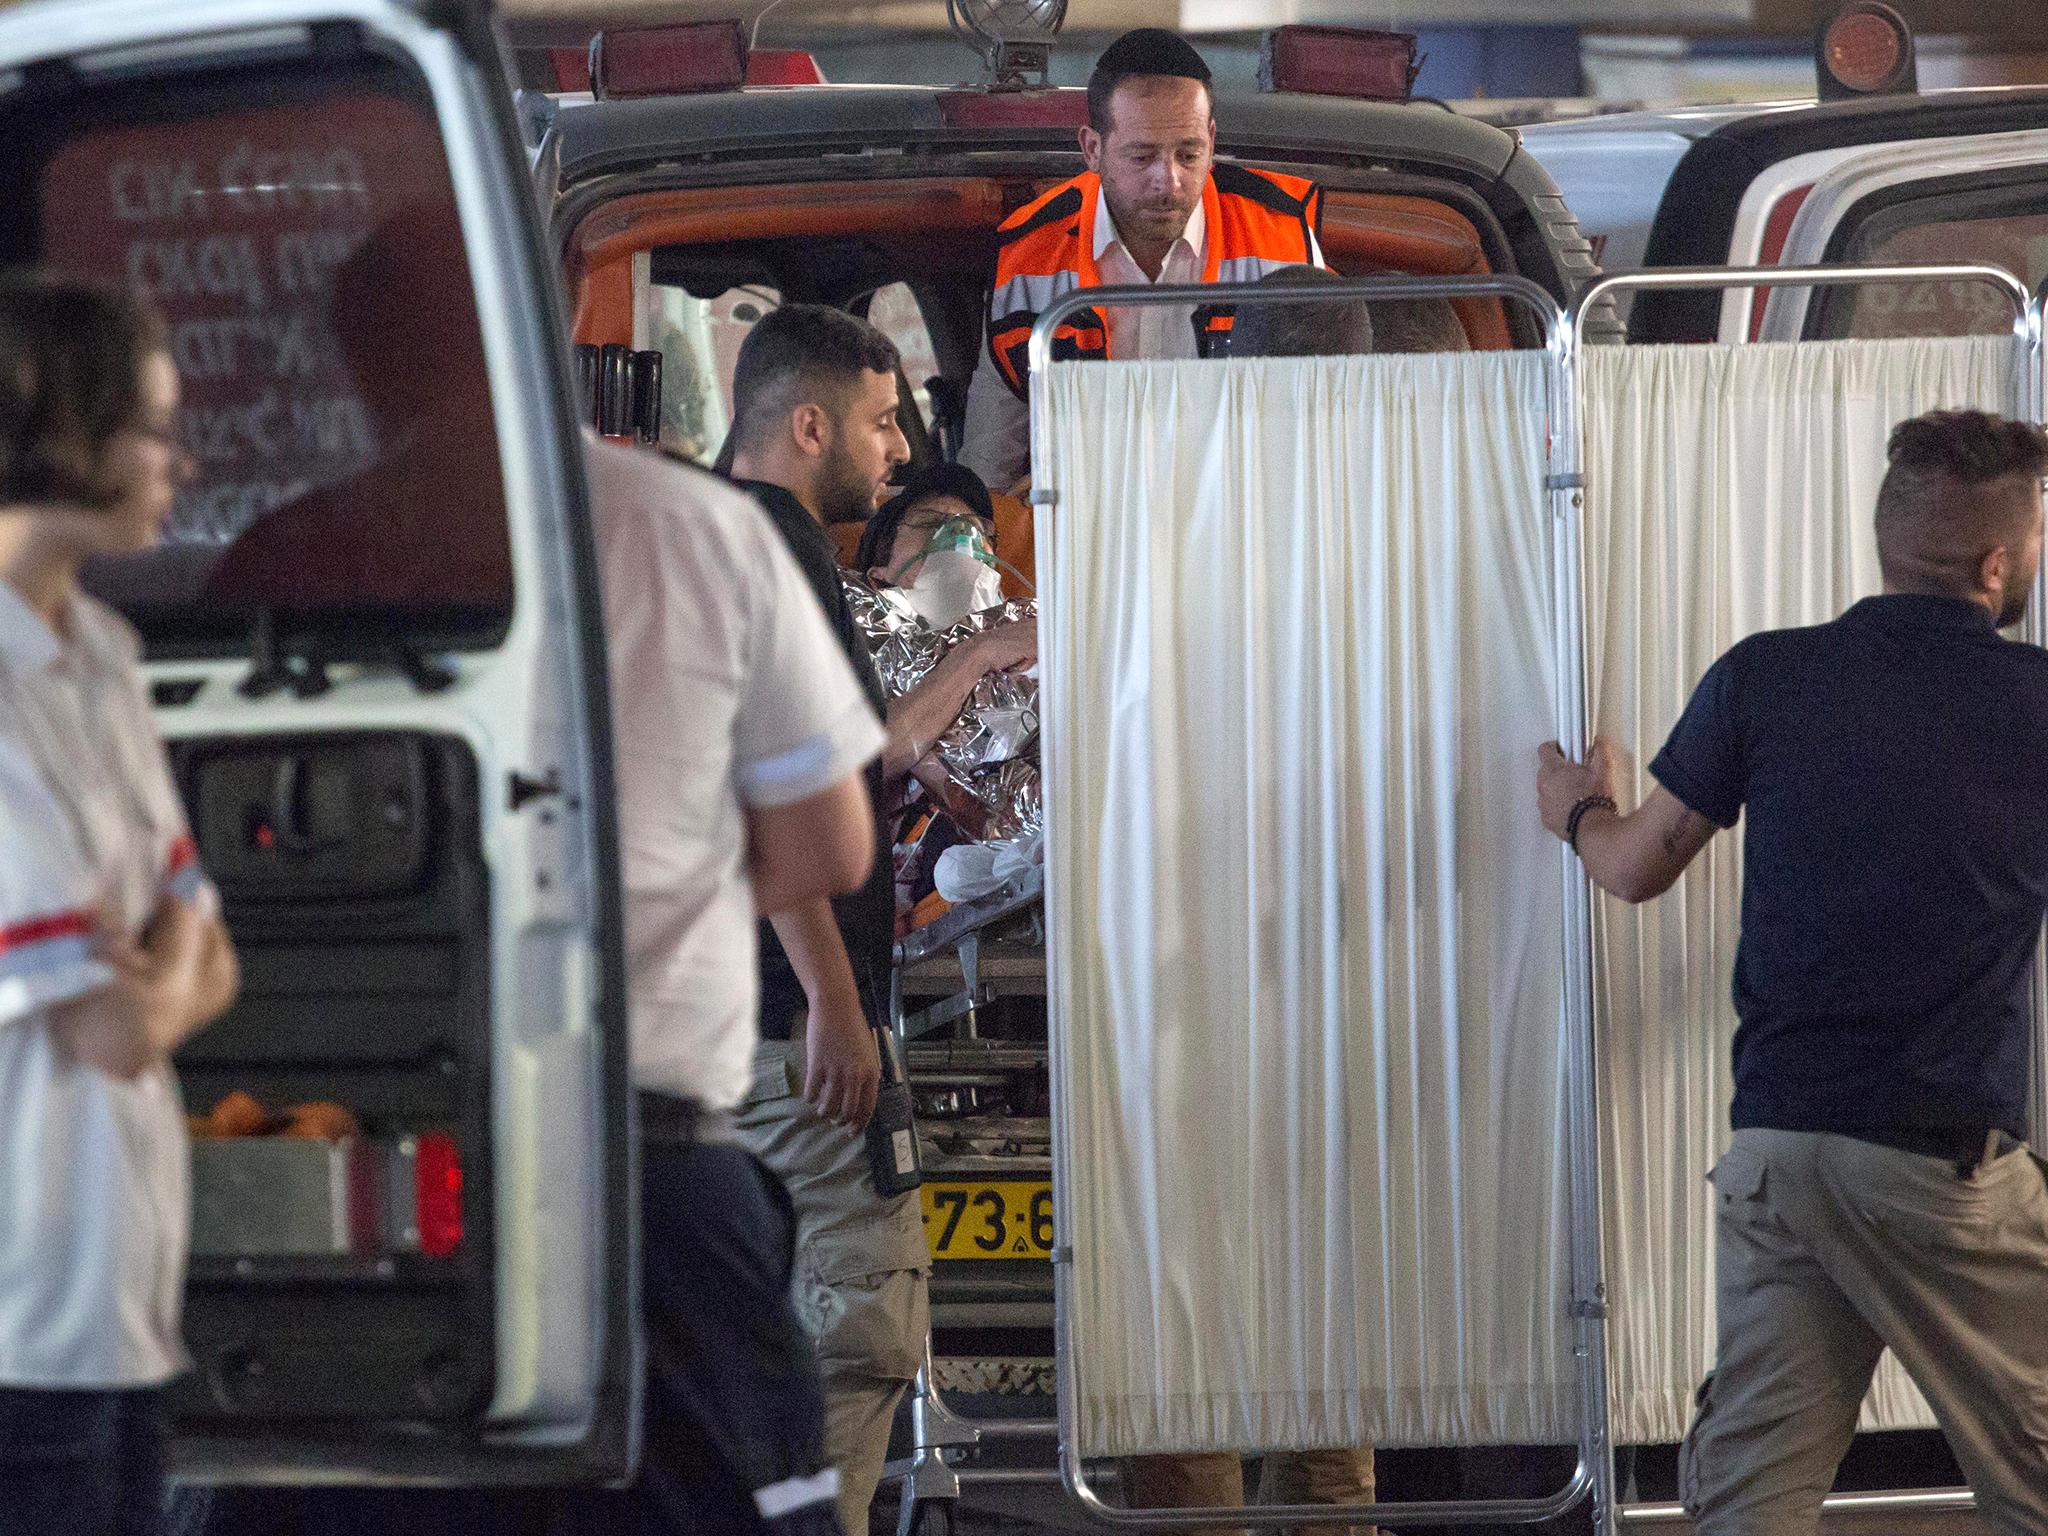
[0,581,202,1388]
[1092,193,1208,363]
[586,440,884,1110]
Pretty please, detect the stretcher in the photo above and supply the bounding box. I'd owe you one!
[886,866,1056,1535]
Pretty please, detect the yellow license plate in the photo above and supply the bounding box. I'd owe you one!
[921,1179,1053,1261]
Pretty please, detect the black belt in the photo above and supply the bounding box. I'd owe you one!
[637,1091,740,1146]
[1849,1125,2008,1172]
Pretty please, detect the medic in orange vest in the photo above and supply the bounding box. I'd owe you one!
[959,28,1328,489]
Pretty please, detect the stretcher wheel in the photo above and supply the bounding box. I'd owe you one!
[907,1499,954,1536]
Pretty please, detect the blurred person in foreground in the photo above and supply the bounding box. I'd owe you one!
[0,272,238,1535]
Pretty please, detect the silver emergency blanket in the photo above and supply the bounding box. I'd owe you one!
[1038,335,2015,1461]
[843,577,1041,840]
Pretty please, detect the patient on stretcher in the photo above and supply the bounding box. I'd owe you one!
[841,462,1038,932]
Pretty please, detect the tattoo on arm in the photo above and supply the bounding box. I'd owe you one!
[1661,810,1703,860]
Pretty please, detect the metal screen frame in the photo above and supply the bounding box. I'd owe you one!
[1026,262,2042,1535]
[1556,262,2038,1530]
[1028,274,1607,1531]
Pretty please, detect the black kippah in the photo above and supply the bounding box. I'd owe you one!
[1092,27,1212,86]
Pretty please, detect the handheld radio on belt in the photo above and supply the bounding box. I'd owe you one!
[865,1022,923,1196]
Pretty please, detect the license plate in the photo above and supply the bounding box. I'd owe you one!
[921,1179,1053,1261]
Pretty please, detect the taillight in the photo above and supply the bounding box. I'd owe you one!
[414,1132,464,1259]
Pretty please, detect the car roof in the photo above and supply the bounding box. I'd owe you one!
[1617,83,2048,341]
[543,83,1526,191]
[1519,84,2048,148]
[1517,99,1798,141]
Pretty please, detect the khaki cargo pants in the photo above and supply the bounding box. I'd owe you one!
[735,1029,931,1536]
[1120,1448,1377,1536]
[1682,1127,2048,1536]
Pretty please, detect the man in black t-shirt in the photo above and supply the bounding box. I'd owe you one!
[725,303,924,1536]
[1537,411,2048,1534]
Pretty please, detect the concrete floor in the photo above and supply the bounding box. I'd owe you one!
[941,1485,1997,1534]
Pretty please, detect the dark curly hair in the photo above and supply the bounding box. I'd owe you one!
[1875,410,2048,596]
[0,271,169,510]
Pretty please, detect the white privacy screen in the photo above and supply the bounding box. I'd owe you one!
[1581,335,2014,1442]
[1039,335,2015,1459]
[1040,351,1570,1457]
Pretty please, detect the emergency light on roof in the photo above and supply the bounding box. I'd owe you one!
[1815,2,1917,101]
[587,20,827,100]
[1258,25,1420,104]
[555,34,821,95]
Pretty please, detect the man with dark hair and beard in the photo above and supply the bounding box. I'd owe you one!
[1537,410,2048,1535]
[725,302,930,1536]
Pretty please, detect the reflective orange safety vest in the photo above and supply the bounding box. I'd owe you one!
[986,163,1324,398]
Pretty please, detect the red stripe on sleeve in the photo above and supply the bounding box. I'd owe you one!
[0,909,94,955]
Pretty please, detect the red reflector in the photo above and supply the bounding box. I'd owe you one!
[415,1132,464,1259]
[1825,11,1904,92]
[1259,25,1420,102]
[746,49,825,87]
[1750,182,1814,340]
[936,89,1087,131]
[591,20,746,101]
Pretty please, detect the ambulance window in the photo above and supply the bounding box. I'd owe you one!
[643,281,781,464]
[3,54,512,656]
[863,281,940,431]
[1821,184,2048,340]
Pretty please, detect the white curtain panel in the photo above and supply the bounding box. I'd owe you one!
[1039,351,1574,1458]
[1580,335,2016,1444]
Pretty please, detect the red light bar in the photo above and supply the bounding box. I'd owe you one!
[937,89,1088,131]
[414,1132,464,1260]
[1259,25,1420,103]
[591,20,747,101]
[747,49,826,87]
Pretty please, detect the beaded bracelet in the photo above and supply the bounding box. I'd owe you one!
[1566,794,1618,853]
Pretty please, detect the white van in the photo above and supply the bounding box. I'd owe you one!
[1521,83,2048,341]
[0,0,638,1486]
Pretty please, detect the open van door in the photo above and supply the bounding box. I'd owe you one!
[0,0,635,1485]
[1751,127,2048,341]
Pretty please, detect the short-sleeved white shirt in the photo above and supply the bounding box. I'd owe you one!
[0,580,203,1388]
[587,441,884,1110]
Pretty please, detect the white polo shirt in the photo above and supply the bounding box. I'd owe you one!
[586,441,884,1111]
[0,580,202,1389]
